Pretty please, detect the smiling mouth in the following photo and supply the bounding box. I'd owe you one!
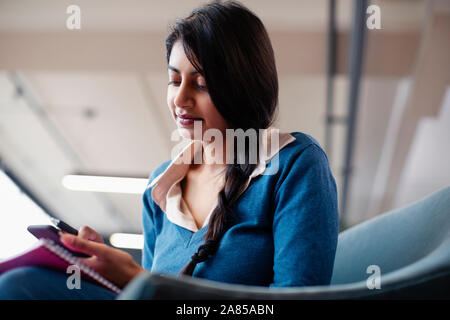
[176,113,203,126]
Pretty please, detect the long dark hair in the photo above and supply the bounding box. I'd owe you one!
[165,1,279,276]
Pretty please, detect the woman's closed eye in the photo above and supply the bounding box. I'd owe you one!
[168,80,181,86]
[168,80,207,91]
[196,83,207,90]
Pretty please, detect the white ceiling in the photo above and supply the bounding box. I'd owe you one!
[0,0,425,32]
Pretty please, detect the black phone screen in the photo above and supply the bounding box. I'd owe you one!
[27,225,90,258]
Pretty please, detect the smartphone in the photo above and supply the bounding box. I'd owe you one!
[27,225,90,258]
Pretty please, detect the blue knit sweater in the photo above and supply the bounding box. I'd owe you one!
[141,132,339,287]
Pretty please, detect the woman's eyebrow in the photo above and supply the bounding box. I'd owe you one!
[168,65,201,75]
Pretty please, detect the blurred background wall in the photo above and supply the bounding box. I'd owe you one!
[0,0,449,262]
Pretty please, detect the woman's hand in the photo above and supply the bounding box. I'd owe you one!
[60,229,145,289]
[78,225,104,244]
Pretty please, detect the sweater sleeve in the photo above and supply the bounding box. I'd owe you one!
[141,162,170,270]
[141,185,156,271]
[270,143,339,287]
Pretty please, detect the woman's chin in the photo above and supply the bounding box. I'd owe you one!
[177,127,195,140]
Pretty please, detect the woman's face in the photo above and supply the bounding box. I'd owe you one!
[167,41,228,140]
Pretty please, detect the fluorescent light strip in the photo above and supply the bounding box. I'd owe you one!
[109,233,144,249]
[62,175,148,194]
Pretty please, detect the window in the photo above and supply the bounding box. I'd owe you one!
[0,170,51,260]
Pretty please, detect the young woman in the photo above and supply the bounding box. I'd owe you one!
[0,1,338,299]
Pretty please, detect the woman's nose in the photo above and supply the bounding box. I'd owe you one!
[174,82,194,109]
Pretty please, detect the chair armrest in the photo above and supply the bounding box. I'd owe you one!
[117,268,450,300]
[118,272,341,300]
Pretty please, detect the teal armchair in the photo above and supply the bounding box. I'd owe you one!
[118,186,450,299]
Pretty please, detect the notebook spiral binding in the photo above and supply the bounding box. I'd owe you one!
[40,238,122,295]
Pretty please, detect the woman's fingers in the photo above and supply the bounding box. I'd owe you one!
[60,233,107,257]
[60,233,145,288]
[78,225,104,243]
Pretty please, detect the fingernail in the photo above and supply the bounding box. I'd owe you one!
[61,233,74,245]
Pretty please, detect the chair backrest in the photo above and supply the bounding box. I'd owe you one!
[331,186,450,285]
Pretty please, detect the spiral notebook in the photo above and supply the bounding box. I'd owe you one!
[0,239,122,294]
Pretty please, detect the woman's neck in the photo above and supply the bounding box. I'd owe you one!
[189,138,228,175]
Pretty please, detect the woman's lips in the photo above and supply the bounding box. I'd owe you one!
[176,114,203,126]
